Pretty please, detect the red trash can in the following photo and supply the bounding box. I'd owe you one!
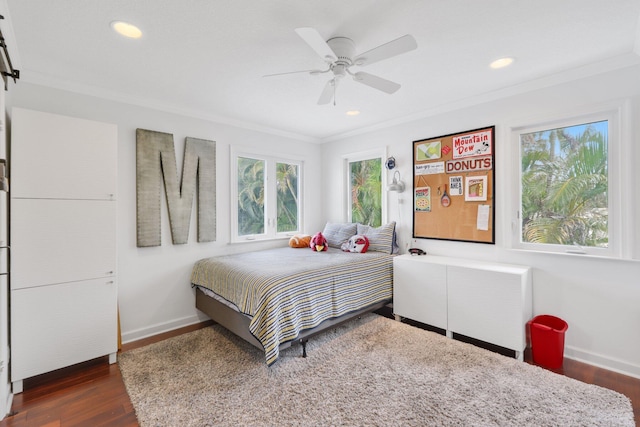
[528,315,568,369]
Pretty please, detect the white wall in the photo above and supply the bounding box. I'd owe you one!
[322,64,640,378]
[6,83,324,344]
[5,64,639,379]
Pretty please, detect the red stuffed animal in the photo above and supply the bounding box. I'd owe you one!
[310,232,328,252]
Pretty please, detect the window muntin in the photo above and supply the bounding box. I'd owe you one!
[515,115,616,256]
[233,151,302,241]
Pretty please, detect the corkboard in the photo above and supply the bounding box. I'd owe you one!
[412,126,495,244]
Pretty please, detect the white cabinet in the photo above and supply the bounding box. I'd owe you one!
[393,256,447,329]
[393,255,532,360]
[10,108,116,200]
[10,108,118,393]
[0,275,9,418]
[10,279,117,382]
[0,75,10,421]
[11,199,116,289]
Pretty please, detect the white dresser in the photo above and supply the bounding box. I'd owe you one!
[10,108,118,393]
[393,254,532,360]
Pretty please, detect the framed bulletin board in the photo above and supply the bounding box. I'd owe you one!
[413,125,495,244]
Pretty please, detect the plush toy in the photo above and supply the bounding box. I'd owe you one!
[341,234,370,253]
[289,234,311,248]
[309,232,328,252]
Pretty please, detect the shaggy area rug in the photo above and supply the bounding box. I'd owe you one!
[119,314,634,426]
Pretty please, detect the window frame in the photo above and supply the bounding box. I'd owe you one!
[343,149,387,226]
[509,105,625,258]
[231,147,303,242]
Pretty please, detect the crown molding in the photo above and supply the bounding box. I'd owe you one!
[321,53,640,143]
[20,70,322,144]
[16,51,640,146]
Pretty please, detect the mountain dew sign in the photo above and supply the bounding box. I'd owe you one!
[452,129,492,159]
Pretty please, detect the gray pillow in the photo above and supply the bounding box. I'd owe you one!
[356,222,397,254]
[322,222,357,248]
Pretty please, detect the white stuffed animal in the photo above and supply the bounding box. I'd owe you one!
[341,235,370,253]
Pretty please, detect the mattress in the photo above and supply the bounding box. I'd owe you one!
[191,246,393,365]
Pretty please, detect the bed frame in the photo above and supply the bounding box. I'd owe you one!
[195,286,389,357]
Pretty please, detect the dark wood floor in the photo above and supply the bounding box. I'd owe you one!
[1,317,638,426]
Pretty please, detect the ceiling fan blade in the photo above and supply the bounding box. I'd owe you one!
[352,72,401,94]
[318,79,335,105]
[263,68,328,78]
[295,27,336,62]
[354,34,417,66]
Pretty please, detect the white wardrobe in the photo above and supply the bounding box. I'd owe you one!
[10,108,118,393]
[0,80,10,419]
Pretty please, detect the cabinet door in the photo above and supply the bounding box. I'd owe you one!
[0,246,6,388]
[0,275,8,410]
[11,107,117,200]
[11,278,117,382]
[11,199,116,289]
[447,265,525,351]
[393,256,448,329]
[0,192,6,247]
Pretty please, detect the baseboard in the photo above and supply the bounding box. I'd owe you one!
[121,313,210,344]
[565,345,640,380]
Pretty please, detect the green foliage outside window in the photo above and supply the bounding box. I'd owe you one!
[237,157,264,235]
[350,158,382,227]
[237,157,299,236]
[276,162,299,233]
[520,121,608,248]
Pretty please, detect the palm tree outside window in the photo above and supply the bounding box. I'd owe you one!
[234,153,302,241]
[348,157,382,227]
[517,117,613,255]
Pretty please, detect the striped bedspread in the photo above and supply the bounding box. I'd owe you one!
[191,247,393,365]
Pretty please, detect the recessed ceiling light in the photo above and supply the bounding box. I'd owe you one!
[111,21,142,39]
[490,57,514,69]
[346,110,360,116]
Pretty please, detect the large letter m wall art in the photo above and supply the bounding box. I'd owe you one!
[136,129,216,247]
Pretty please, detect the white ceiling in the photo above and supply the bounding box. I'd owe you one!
[4,0,640,142]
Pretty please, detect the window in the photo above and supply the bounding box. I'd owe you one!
[275,162,300,233]
[513,110,621,257]
[346,153,384,227]
[233,150,302,241]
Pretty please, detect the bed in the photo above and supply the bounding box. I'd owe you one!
[191,223,396,365]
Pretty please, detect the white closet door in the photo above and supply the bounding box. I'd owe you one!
[10,107,117,200]
[11,199,116,289]
[11,278,117,381]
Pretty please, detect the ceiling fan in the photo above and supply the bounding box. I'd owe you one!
[265,28,418,105]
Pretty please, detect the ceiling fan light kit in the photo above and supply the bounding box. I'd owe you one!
[267,28,417,106]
